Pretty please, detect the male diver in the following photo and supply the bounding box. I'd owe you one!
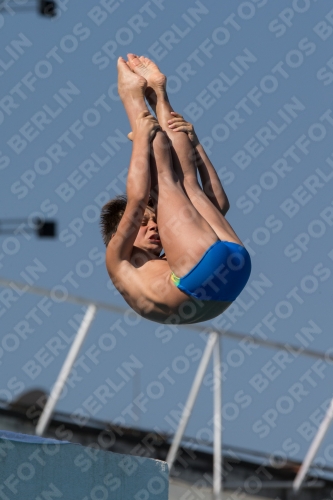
[100,54,251,324]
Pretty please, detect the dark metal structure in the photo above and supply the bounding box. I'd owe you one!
[0,398,331,500]
[1,0,56,16]
[0,218,57,238]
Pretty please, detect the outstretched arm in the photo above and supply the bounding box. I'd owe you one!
[168,112,230,215]
[107,112,160,267]
[195,143,230,215]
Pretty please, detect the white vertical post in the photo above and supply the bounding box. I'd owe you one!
[36,304,97,436]
[293,398,333,492]
[213,336,222,500]
[166,333,218,471]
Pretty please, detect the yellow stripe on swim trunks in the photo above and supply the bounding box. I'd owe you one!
[170,271,180,286]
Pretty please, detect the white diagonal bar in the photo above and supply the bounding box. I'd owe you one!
[36,304,97,436]
[0,277,125,314]
[293,397,333,492]
[166,332,218,471]
[2,277,333,363]
[213,337,222,500]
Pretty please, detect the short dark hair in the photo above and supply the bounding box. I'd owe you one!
[100,194,127,246]
[100,195,155,246]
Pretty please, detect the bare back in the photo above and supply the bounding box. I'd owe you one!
[106,256,231,324]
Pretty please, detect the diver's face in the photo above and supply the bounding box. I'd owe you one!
[134,209,162,255]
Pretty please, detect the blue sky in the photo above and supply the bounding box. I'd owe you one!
[2,0,333,469]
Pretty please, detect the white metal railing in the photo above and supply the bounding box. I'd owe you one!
[35,304,97,436]
[1,276,332,498]
[292,400,333,493]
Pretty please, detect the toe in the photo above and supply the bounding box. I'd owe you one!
[117,57,131,71]
[127,53,141,67]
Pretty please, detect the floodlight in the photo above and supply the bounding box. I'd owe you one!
[39,0,56,17]
[0,218,57,238]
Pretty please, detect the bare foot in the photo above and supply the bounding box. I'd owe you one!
[127,54,166,89]
[127,54,167,108]
[117,57,147,102]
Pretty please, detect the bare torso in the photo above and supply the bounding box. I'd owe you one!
[108,256,231,324]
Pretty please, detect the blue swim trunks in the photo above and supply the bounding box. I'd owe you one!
[170,240,251,302]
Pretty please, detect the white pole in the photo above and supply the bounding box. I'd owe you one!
[36,304,97,436]
[293,397,333,492]
[213,337,222,500]
[166,332,218,471]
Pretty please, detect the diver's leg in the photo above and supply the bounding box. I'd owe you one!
[127,53,243,246]
[149,131,218,277]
